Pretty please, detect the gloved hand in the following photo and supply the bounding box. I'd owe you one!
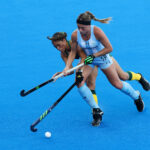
[84,55,95,65]
[76,70,84,85]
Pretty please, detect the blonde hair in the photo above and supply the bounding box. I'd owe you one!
[47,32,67,42]
[77,11,112,24]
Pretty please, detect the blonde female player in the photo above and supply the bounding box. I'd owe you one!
[47,32,150,92]
[63,11,148,126]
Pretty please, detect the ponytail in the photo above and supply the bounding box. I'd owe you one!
[85,11,112,24]
[77,11,112,25]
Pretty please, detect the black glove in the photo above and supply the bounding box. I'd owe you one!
[76,70,84,85]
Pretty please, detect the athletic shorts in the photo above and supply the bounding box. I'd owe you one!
[88,54,113,69]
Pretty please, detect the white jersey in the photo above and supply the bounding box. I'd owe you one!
[77,25,112,65]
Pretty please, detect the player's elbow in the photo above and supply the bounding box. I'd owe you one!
[108,46,113,53]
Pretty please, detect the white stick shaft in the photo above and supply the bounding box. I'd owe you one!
[53,63,84,80]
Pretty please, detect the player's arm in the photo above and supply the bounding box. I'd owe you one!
[75,45,86,71]
[93,26,113,57]
[64,31,78,71]
[76,45,86,64]
[61,53,74,75]
[61,53,72,68]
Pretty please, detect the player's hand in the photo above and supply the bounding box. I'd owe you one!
[62,66,70,76]
[52,72,62,82]
[52,72,61,78]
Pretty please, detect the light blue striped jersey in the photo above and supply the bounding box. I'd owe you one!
[77,25,111,63]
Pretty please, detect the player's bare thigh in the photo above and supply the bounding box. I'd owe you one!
[86,66,98,90]
[111,57,129,80]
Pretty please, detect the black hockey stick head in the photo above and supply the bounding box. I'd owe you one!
[30,125,37,132]
[20,90,26,97]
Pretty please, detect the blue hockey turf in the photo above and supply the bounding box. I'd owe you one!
[1,0,150,150]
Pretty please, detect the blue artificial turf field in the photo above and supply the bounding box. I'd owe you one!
[0,0,150,150]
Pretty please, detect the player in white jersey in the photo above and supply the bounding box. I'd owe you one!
[63,11,145,126]
[77,24,113,69]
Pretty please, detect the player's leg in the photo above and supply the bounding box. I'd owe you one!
[77,65,103,126]
[111,57,129,80]
[101,63,144,112]
[112,57,150,91]
[86,66,98,104]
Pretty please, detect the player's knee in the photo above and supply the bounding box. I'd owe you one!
[77,81,85,88]
[86,80,95,89]
[119,74,128,81]
[111,81,122,89]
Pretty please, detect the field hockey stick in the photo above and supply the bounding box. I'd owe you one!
[30,81,77,132]
[20,63,84,97]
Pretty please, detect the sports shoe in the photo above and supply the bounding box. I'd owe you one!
[92,108,103,126]
[134,92,144,112]
[138,73,150,91]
